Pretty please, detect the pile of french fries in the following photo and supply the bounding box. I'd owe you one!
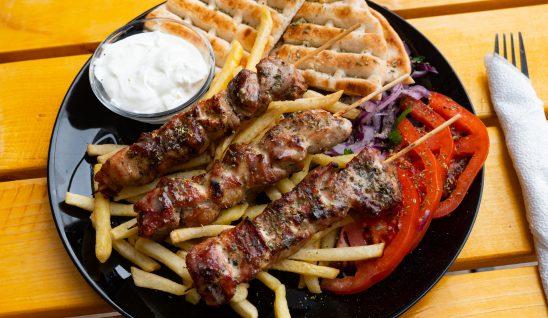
[66,7,385,318]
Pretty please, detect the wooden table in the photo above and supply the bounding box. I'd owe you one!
[0,0,547,317]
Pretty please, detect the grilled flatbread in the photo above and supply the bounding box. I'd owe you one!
[274,0,411,96]
[147,0,305,68]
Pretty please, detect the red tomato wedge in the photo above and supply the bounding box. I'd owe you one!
[427,92,489,218]
[322,167,420,294]
[398,119,443,247]
[400,96,454,182]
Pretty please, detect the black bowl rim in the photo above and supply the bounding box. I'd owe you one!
[47,2,483,317]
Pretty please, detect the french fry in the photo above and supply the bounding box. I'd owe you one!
[265,187,282,201]
[131,267,187,296]
[274,285,291,318]
[290,244,384,262]
[270,260,339,279]
[94,191,112,263]
[311,153,356,168]
[168,154,211,172]
[246,6,272,71]
[115,169,205,201]
[269,90,343,113]
[276,178,295,194]
[124,194,145,203]
[110,218,138,240]
[204,41,244,99]
[230,299,258,318]
[233,109,282,144]
[256,271,282,291]
[65,192,137,216]
[135,238,192,284]
[243,204,267,219]
[302,240,321,294]
[303,90,360,120]
[185,288,201,305]
[97,150,118,163]
[289,155,312,185]
[214,134,236,161]
[176,249,188,259]
[170,225,234,243]
[231,284,249,303]
[319,229,338,267]
[112,239,160,272]
[86,144,126,156]
[298,276,305,289]
[308,217,353,245]
[213,203,249,225]
[93,164,102,192]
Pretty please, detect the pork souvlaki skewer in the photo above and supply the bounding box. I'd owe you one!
[95,57,307,196]
[136,109,352,239]
[186,147,401,305]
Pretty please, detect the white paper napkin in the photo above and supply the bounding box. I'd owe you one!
[485,53,548,298]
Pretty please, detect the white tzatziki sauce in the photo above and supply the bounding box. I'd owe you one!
[93,31,209,114]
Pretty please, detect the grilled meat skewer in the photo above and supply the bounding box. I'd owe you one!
[95,57,307,196]
[186,148,401,305]
[136,110,352,239]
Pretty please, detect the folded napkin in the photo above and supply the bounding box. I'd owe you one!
[485,53,548,298]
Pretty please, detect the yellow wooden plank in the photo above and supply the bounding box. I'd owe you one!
[2,1,548,62]
[0,178,542,316]
[453,126,535,271]
[0,0,162,62]
[0,54,89,180]
[405,266,548,317]
[409,4,548,121]
[0,178,111,317]
[1,6,547,178]
[376,0,548,18]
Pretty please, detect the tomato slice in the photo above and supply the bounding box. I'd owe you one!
[398,119,442,247]
[427,92,489,218]
[322,167,420,294]
[400,96,454,182]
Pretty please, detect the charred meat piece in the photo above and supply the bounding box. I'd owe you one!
[186,147,401,305]
[95,58,306,196]
[136,110,352,239]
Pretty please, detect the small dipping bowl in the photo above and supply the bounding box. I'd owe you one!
[89,18,215,124]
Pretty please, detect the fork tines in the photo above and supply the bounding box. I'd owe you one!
[494,32,529,77]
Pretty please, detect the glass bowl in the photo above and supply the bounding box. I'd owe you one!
[89,18,215,124]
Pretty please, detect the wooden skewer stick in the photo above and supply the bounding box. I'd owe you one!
[294,23,361,68]
[335,73,411,117]
[384,113,462,164]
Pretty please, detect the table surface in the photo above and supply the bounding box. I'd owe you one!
[0,0,547,317]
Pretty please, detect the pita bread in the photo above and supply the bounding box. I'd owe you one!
[146,0,305,68]
[274,0,411,96]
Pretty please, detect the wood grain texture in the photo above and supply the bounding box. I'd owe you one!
[0,0,162,62]
[404,266,548,317]
[409,4,548,121]
[0,125,537,316]
[0,55,89,180]
[0,178,112,317]
[452,127,535,271]
[0,176,543,317]
[375,0,548,18]
[2,1,548,62]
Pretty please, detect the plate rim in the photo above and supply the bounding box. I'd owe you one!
[46,2,483,317]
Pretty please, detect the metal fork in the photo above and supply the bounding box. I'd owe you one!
[494,32,529,78]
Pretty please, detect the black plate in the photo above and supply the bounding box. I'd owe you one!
[47,2,483,317]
